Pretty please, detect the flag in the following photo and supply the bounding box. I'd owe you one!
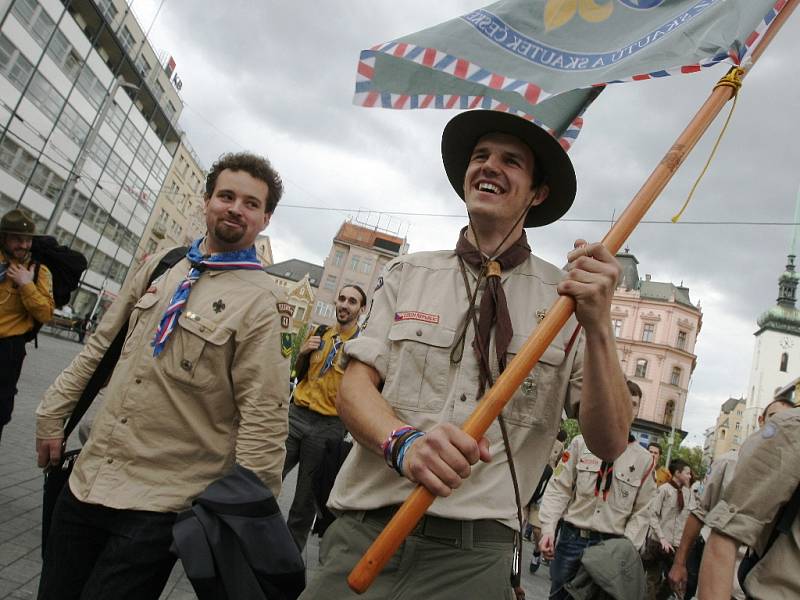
[355,0,789,148]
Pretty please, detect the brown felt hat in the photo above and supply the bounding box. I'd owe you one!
[441,110,577,228]
[0,209,41,236]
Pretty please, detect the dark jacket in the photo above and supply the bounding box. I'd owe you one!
[172,465,305,600]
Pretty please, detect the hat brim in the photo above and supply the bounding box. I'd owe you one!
[0,228,43,237]
[441,110,577,228]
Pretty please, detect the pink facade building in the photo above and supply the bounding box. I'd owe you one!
[613,252,703,446]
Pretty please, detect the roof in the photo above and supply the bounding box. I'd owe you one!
[639,281,696,308]
[334,222,406,256]
[264,259,323,287]
[720,397,744,414]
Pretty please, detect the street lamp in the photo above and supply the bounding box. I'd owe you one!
[45,78,141,236]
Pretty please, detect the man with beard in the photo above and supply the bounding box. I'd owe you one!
[0,209,54,443]
[283,284,366,550]
[35,152,290,599]
[299,109,630,599]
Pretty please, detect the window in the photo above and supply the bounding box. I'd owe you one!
[153,79,165,101]
[88,136,111,167]
[164,100,176,121]
[634,358,647,379]
[97,0,118,23]
[315,301,334,319]
[135,55,151,79]
[12,0,55,47]
[107,104,125,134]
[29,163,64,200]
[0,34,34,91]
[663,399,675,426]
[119,26,135,53]
[612,319,622,338]
[295,306,305,321]
[670,366,681,387]
[642,323,655,343]
[324,275,337,290]
[26,72,64,121]
[333,250,344,267]
[719,429,726,440]
[0,137,36,182]
[360,260,373,274]
[76,66,107,110]
[57,103,90,146]
[46,29,82,81]
[677,330,687,350]
[780,352,789,373]
[349,256,360,272]
[735,422,741,431]
[121,118,142,152]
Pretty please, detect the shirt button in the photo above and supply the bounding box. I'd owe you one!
[416,330,422,337]
[460,394,467,402]
[107,457,113,464]
[135,378,142,384]
[180,359,192,371]
[121,417,128,424]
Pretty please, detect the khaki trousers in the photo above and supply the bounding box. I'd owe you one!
[299,511,516,600]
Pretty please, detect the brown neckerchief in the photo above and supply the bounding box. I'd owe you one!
[454,227,531,397]
[668,479,685,510]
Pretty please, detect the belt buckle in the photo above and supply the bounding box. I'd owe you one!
[579,528,591,539]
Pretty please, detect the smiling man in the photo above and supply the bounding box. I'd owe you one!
[299,110,630,599]
[35,152,290,600]
[283,283,367,550]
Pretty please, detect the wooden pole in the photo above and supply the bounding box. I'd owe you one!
[348,1,799,592]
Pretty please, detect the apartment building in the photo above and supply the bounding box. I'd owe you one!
[0,0,183,316]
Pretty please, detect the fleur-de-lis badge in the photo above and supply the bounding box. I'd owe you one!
[521,376,537,397]
[213,299,226,313]
[544,0,614,32]
[536,309,547,322]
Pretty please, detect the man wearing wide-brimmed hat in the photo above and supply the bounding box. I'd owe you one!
[299,110,631,599]
[0,208,54,443]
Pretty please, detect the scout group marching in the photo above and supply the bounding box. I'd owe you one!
[1,110,796,600]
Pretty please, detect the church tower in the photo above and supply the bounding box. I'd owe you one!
[744,189,800,434]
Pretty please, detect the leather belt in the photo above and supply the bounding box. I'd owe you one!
[563,521,621,541]
[357,505,515,548]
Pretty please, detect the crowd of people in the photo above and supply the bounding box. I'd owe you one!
[0,108,796,599]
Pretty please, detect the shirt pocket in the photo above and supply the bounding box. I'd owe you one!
[611,467,642,514]
[159,312,233,389]
[123,292,160,354]
[575,456,602,497]
[384,320,456,413]
[501,335,565,428]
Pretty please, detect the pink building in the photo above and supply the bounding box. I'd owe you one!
[613,252,703,446]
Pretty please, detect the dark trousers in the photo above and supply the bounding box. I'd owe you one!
[282,403,346,551]
[0,334,26,442]
[38,486,177,600]
[549,523,618,600]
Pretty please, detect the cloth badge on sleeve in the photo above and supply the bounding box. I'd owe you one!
[280,332,293,357]
[277,302,293,316]
[394,311,439,324]
[762,422,778,439]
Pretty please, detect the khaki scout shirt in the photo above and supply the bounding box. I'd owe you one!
[539,435,656,549]
[692,449,738,526]
[293,322,359,416]
[0,250,54,338]
[328,250,584,528]
[36,246,290,512]
[705,408,800,600]
[649,480,691,547]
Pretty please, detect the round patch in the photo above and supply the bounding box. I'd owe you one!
[762,422,778,439]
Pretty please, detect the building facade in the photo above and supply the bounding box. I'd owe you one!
[253,234,273,266]
[313,220,407,326]
[709,397,747,461]
[264,258,322,333]
[125,136,204,278]
[613,252,702,447]
[743,253,800,435]
[0,0,183,317]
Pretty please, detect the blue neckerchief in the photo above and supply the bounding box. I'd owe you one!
[151,238,262,356]
[319,325,360,375]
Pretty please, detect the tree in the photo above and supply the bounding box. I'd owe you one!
[289,323,309,375]
[562,418,581,445]
[658,432,706,480]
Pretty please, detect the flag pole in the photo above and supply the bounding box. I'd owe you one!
[348,1,799,592]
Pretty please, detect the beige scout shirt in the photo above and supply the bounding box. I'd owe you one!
[36,247,290,512]
[649,480,691,547]
[705,408,800,600]
[692,449,738,527]
[328,250,583,528]
[538,435,656,549]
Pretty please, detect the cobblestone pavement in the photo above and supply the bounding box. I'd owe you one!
[0,334,551,599]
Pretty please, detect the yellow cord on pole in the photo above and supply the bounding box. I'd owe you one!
[671,67,745,223]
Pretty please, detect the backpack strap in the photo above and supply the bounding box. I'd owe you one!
[61,247,188,441]
[292,324,329,383]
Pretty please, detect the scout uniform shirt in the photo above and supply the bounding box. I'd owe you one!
[0,249,54,337]
[293,323,359,416]
[539,435,657,549]
[705,408,800,600]
[649,480,691,548]
[36,246,290,512]
[692,449,738,538]
[328,250,584,528]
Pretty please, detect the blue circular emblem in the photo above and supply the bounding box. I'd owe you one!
[618,0,667,9]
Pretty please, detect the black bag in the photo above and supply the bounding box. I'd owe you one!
[310,436,352,537]
[30,235,88,308]
[291,324,328,382]
[41,247,187,555]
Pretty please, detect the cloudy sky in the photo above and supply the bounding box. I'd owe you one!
[129,0,800,445]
